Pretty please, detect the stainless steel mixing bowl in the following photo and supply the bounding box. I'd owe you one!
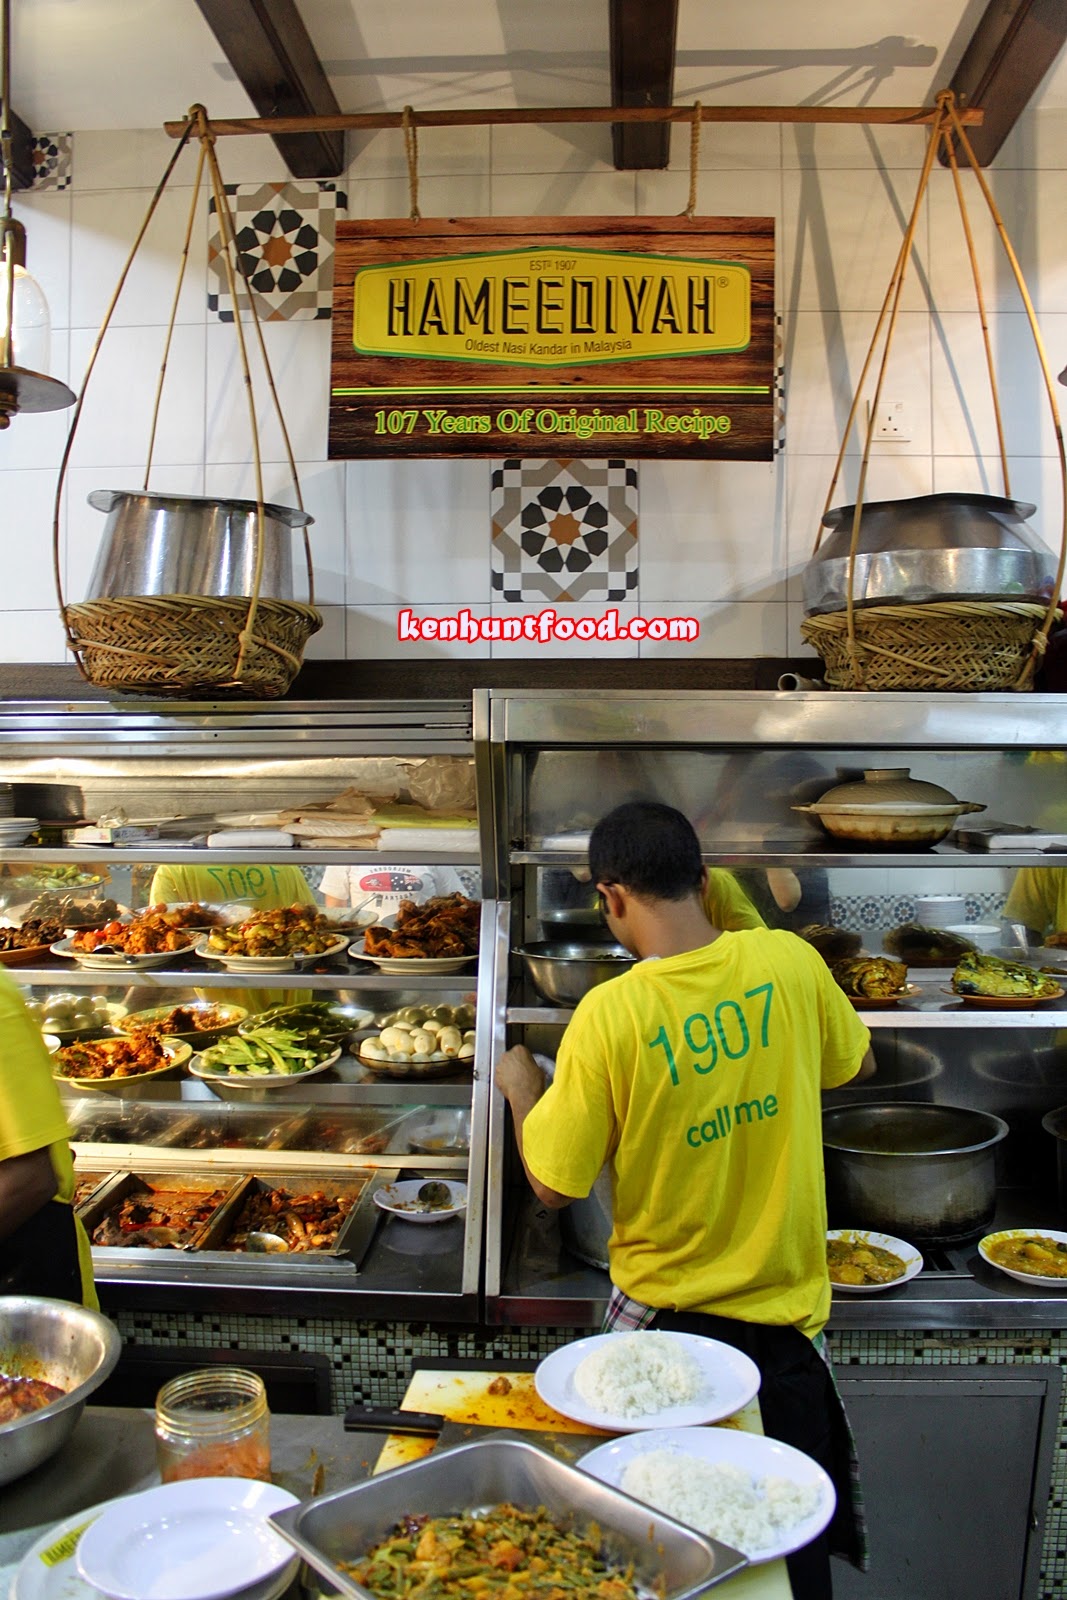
[0,1296,122,1486]
[516,942,635,1005]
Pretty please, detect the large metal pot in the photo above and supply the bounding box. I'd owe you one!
[803,491,1055,616]
[823,1101,1009,1243]
[84,490,313,601]
[0,1296,122,1486]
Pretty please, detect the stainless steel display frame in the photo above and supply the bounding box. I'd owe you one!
[0,699,489,1319]
[477,687,1067,1330]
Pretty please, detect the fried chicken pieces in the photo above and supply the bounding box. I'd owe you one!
[363,893,479,959]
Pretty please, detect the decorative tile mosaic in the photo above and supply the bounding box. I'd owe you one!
[829,891,1007,929]
[491,458,638,603]
[208,181,346,323]
[30,132,71,191]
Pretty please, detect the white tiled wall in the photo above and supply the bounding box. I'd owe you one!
[8,110,1066,662]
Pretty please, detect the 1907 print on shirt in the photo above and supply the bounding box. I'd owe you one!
[649,981,780,1151]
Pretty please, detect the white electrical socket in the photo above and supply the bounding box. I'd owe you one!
[867,399,912,442]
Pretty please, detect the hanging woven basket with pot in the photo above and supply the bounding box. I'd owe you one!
[53,107,322,699]
[799,92,1067,693]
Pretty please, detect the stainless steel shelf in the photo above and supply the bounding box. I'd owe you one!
[509,845,1065,869]
[0,847,479,866]
[17,965,477,991]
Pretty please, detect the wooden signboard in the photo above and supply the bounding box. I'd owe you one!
[329,216,774,460]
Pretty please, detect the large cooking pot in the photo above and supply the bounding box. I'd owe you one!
[823,1101,1009,1244]
[803,491,1055,616]
[84,490,313,601]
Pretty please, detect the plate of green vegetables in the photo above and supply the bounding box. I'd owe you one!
[188,1027,342,1086]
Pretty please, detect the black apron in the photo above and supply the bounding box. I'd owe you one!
[0,1198,84,1303]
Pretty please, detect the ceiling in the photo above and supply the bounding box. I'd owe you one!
[12,0,1067,141]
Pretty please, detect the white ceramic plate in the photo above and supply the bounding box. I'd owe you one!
[579,1425,836,1564]
[352,948,476,974]
[534,1330,761,1432]
[194,934,351,972]
[75,1478,299,1600]
[50,936,197,970]
[14,1496,298,1600]
[978,1228,1067,1287]
[373,1178,468,1223]
[188,1045,341,1088]
[826,1228,923,1293]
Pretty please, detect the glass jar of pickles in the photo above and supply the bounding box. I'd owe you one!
[155,1367,271,1483]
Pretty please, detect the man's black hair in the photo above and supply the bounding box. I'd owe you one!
[588,801,703,901]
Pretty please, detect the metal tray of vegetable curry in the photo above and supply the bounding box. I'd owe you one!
[78,1169,240,1253]
[194,1172,379,1260]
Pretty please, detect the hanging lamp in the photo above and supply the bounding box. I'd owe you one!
[0,0,74,427]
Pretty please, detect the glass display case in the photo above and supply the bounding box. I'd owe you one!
[477,689,1067,1330]
[0,700,487,1319]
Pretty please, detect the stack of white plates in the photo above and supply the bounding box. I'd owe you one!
[12,1478,301,1600]
[0,816,38,846]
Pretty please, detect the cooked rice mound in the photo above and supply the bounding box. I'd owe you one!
[621,1450,821,1555]
[572,1331,703,1418]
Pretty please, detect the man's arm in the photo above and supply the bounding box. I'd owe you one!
[495,1045,578,1211]
[0,1147,58,1241]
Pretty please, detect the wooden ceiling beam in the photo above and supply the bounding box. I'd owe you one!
[610,0,679,170]
[193,0,344,178]
[943,0,1067,166]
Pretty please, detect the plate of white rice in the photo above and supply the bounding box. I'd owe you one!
[579,1425,836,1563]
[534,1330,761,1432]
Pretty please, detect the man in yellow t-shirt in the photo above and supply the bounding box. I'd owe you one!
[496,801,872,1600]
[0,966,98,1306]
[1004,867,1067,945]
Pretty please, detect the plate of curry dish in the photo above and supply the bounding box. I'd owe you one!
[979,1229,1067,1287]
[360,892,480,967]
[829,956,916,1008]
[50,1033,192,1090]
[947,951,1064,1007]
[827,1230,922,1293]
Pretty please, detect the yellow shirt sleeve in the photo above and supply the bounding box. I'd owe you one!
[703,869,767,931]
[523,1003,618,1201]
[0,967,73,1166]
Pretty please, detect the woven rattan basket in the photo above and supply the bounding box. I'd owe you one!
[53,108,321,699]
[62,594,322,699]
[801,600,1048,693]
[801,92,1066,693]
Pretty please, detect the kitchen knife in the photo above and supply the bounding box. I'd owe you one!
[343,1404,445,1436]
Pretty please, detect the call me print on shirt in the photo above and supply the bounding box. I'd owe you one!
[648,980,780,1150]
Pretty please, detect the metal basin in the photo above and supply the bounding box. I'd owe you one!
[0,1296,122,1486]
[823,1101,1009,1243]
[85,490,313,601]
[269,1435,746,1600]
[803,491,1055,615]
[516,942,635,1005]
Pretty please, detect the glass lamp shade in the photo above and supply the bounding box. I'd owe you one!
[0,259,50,373]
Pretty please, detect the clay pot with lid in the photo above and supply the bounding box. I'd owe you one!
[792,767,985,846]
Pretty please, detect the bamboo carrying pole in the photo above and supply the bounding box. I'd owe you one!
[162,103,983,139]
[807,89,1066,692]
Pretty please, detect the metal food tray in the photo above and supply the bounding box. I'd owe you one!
[194,1172,379,1261]
[68,1101,181,1147]
[292,1108,414,1155]
[269,1434,747,1600]
[161,1108,308,1152]
[79,1169,242,1252]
